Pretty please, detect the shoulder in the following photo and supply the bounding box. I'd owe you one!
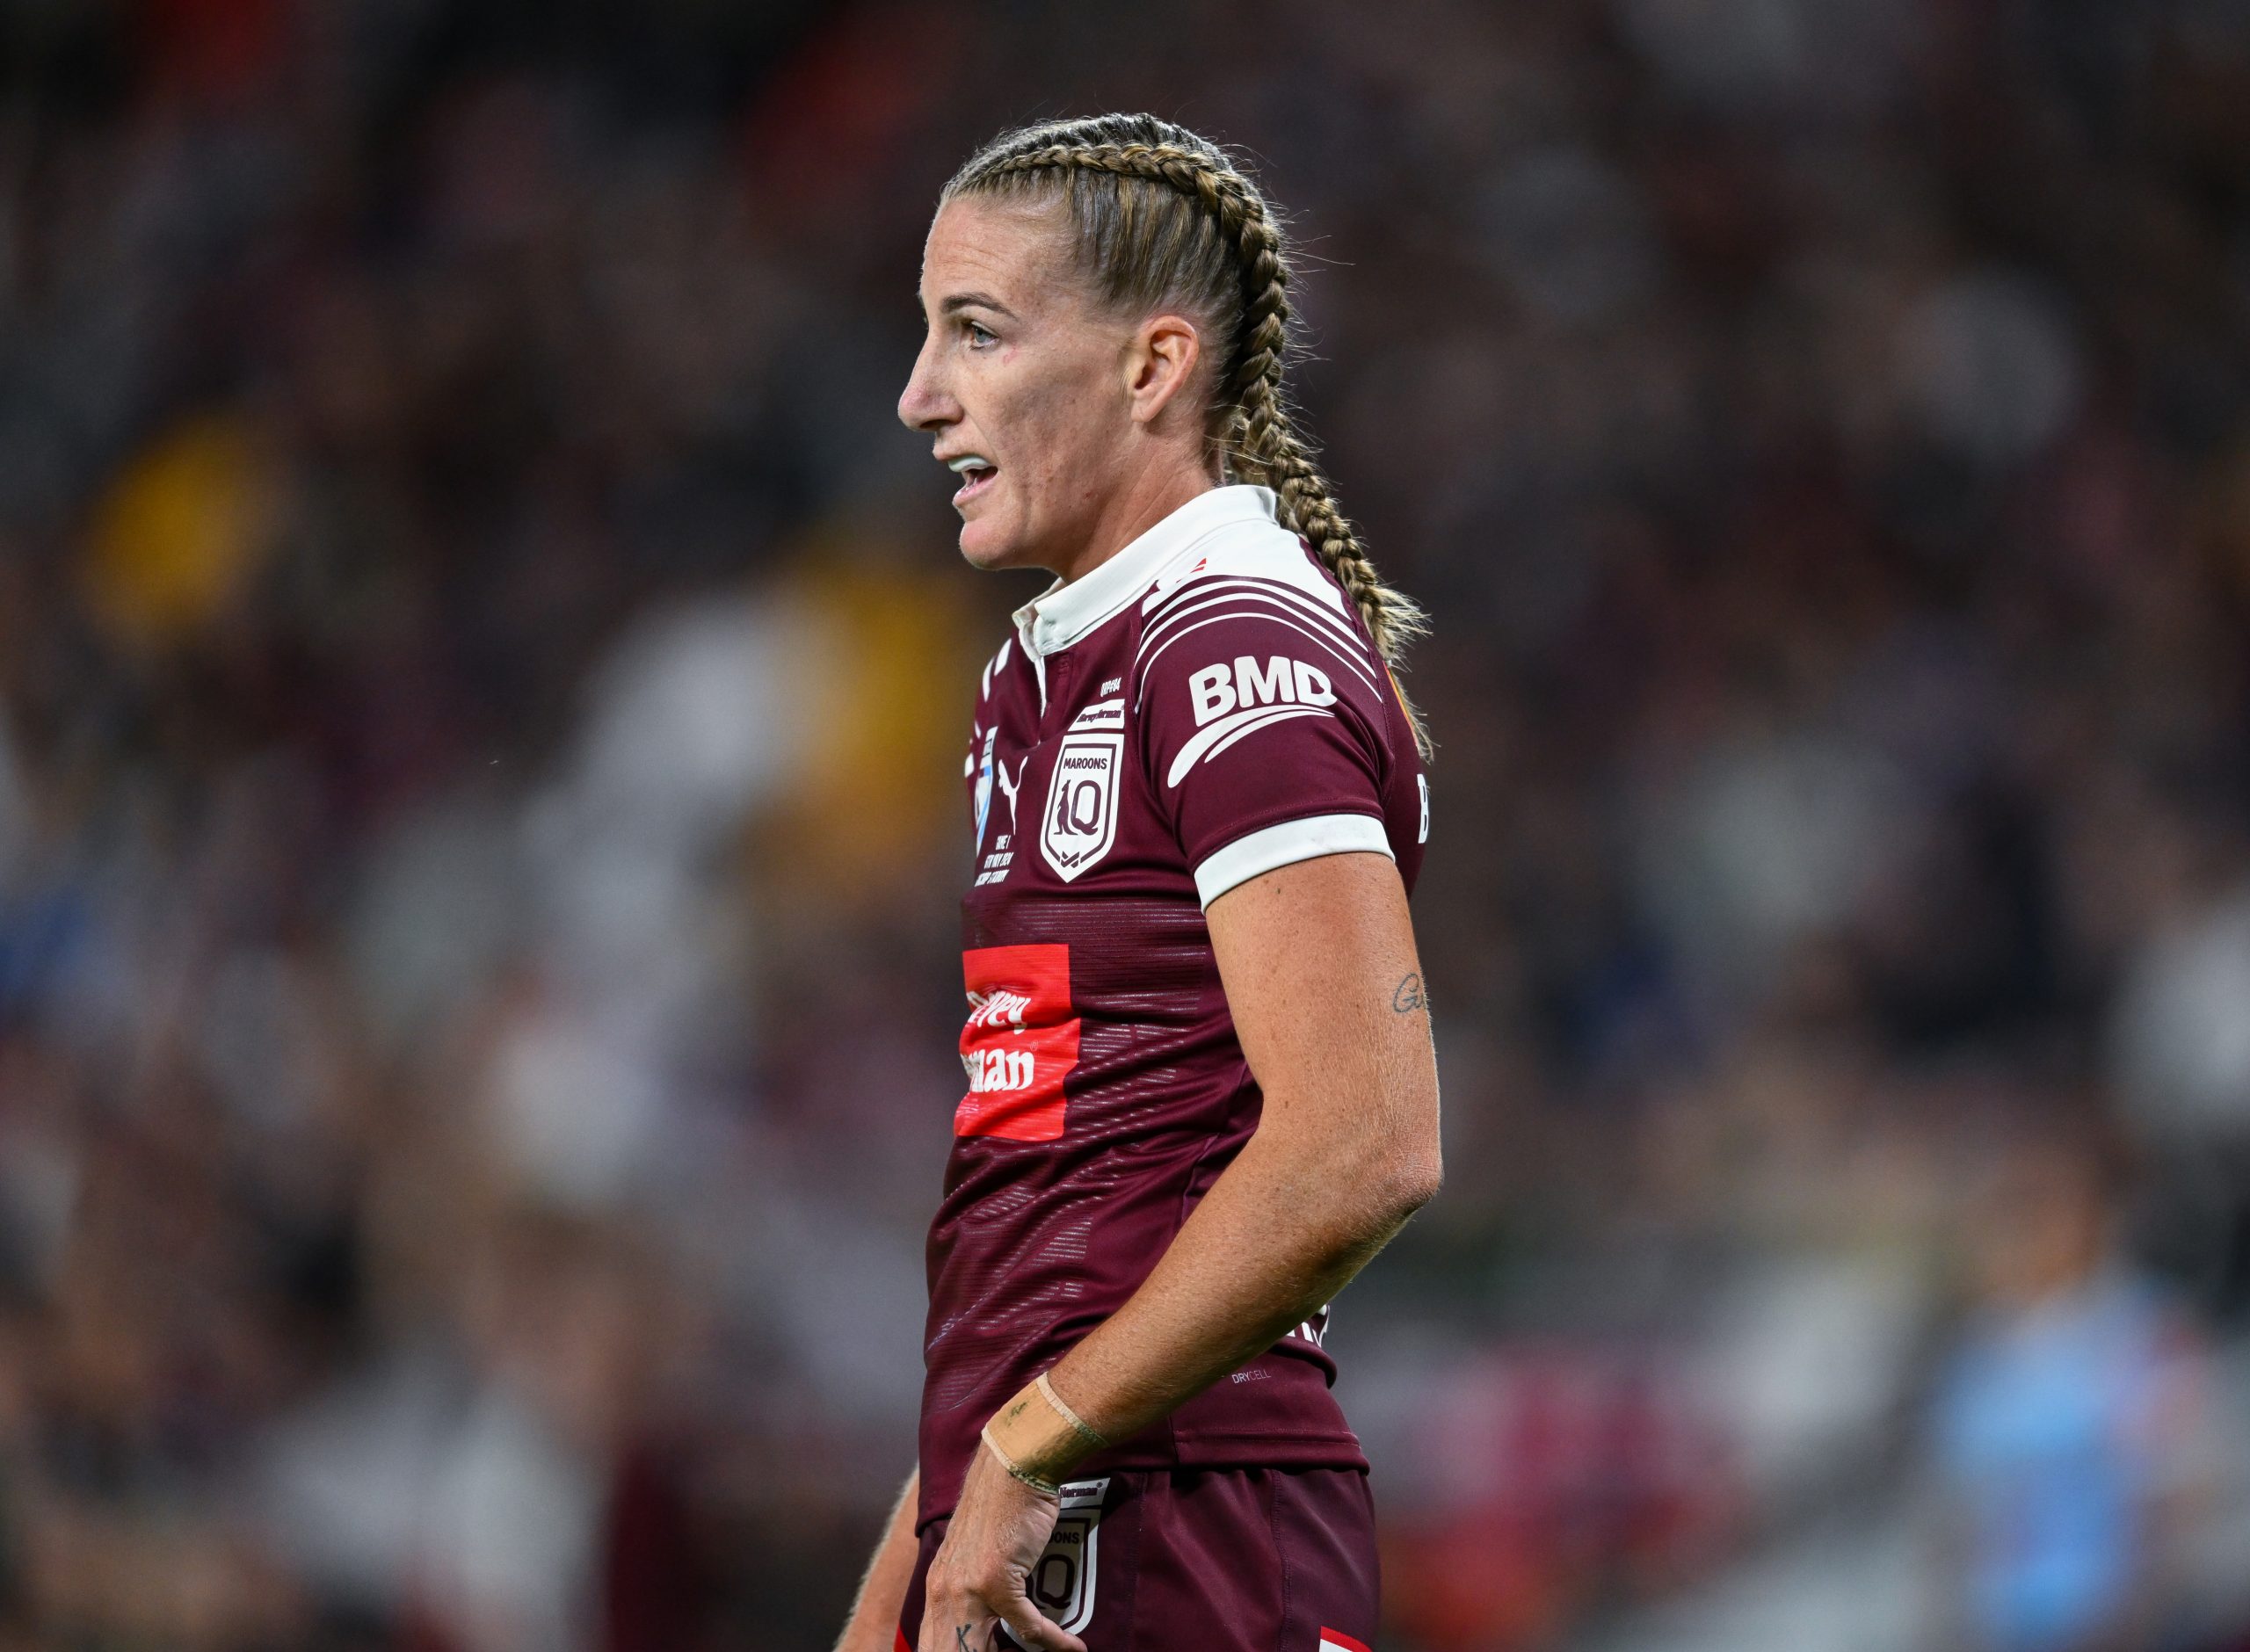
[1131,516,1384,707]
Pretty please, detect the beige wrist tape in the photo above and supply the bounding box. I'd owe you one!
[979,1372,1108,1496]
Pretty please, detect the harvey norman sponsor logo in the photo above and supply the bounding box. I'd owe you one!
[964,1045,1035,1094]
[955,945,1077,1141]
[964,987,1033,1032]
[1168,655,1337,787]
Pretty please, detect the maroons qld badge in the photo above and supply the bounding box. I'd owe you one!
[1041,700,1124,881]
[1004,1477,1109,1644]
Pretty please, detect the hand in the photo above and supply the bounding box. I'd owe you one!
[916,1442,1085,1652]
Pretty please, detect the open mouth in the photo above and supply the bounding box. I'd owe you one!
[947,454,998,507]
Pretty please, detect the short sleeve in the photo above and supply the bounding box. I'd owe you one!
[1135,584,1395,907]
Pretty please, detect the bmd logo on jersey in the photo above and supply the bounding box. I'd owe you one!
[1168,655,1338,787]
[1041,731,1122,881]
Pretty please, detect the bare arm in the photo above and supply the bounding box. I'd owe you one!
[1045,848,1440,1431]
[836,1471,918,1652]
[918,850,1440,1652]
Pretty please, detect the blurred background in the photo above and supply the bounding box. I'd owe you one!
[3,0,2250,1648]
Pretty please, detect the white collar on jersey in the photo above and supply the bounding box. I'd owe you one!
[1012,483,1281,660]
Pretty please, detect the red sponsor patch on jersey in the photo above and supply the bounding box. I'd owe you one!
[1318,1631,1373,1652]
[957,944,1078,1141]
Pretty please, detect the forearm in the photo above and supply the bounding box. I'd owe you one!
[1047,1118,1432,1445]
[976,854,1437,1503]
[835,1470,919,1652]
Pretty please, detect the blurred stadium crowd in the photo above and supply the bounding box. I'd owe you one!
[3,1,2250,1648]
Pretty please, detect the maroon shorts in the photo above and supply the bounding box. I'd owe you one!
[900,1467,1379,1651]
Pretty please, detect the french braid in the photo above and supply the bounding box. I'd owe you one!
[946,115,1432,757]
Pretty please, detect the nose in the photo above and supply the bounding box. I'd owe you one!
[897,331,955,433]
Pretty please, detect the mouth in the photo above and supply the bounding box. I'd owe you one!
[947,453,998,508]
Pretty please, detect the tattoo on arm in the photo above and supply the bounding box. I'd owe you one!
[1391,971,1427,1014]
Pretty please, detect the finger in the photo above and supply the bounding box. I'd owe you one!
[990,1590,1086,1652]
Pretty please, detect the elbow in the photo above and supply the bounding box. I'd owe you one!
[1385,1148,1443,1220]
[1261,1096,1442,1227]
[1361,1126,1441,1224]
[1383,1088,1444,1218]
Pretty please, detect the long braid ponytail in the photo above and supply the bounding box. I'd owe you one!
[945,115,1432,758]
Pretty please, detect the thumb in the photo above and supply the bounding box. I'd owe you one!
[991,1590,1086,1652]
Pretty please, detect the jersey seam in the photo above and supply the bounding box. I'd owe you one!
[1127,1473,1161,1652]
[1266,1467,1292,1648]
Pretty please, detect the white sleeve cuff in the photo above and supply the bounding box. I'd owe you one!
[1192,813,1393,909]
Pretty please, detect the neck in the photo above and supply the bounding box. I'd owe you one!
[1049,456,1218,586]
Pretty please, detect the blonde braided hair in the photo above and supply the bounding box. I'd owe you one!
[945,114,1431,757]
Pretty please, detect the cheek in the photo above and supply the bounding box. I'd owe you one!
[998,369,1114,511]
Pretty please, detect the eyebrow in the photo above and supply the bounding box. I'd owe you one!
[939,292,1017,319]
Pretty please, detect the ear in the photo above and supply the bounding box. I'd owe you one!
[1121,313,1204,429]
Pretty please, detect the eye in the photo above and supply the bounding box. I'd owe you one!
[963,319,998,348]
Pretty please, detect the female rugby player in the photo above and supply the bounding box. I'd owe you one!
[838,114,1441,1652]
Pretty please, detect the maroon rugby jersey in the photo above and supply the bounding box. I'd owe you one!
[918,484,1429,1525]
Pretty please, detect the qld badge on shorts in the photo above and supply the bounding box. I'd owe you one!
[1040,721,1122,882]
[1003,1476,1109,1643]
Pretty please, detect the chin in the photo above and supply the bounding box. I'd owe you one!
[956,512,1031,573]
